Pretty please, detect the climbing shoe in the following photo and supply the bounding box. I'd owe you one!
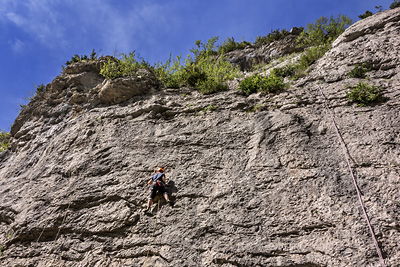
[167,201,175,207]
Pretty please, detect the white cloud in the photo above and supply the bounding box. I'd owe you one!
[0,0,65,48]
[0,0,183,58]
[9,39,25,53]
[5,12,26,26]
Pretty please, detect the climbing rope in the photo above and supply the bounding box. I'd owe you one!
[316,83,386,267]
[54,202,71,242]
[145,199,161,260]
[35,177,74,266]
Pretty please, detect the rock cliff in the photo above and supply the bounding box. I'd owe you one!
[0,8,399,267]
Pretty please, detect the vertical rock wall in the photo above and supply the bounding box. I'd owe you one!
[0,7,399,267]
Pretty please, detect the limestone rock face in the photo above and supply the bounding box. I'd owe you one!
[98,69,159,105]
[224,34,304,71]
[0,8,400,267]
[311,7,400,84]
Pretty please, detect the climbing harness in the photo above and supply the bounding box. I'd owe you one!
[316,83,386,267]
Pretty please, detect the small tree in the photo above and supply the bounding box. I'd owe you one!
[154,37,241,94]
[297,15,352,47]
[358,11,373,19]
[390,0,400,9]
[0,131,11,152]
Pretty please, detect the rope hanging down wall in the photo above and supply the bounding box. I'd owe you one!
[316,82,386,267]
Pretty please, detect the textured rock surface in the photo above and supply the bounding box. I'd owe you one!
[0,8,400,267]
[224,34,304,71]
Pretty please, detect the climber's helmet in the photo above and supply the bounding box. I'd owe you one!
[157,167,164,173]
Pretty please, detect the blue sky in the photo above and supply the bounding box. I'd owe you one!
[0,0,395,131]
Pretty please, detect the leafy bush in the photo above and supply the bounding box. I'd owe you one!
[347,82,384,106]
[65,49,98,66]
[238,75,262,96]
[239,74,285,96]
[297,15,352,47]
[390,0,400,9]
[290,44,331,79]
[348,63,371,78]
[260,75,286,93]
[100,51,152,80]
[154,37,241,94]
[283,15,352,80]
[203,104,217,113]
[154,54,185,88]
[217,37,251,54]
[358,11,373,19]
[254,28,291,46]
[35,83,46,94]
[271,64,295,78]
[0,131,11,152]
[299,45,330,67]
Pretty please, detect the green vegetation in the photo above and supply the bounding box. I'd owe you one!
[358,10,373,19]
[254,28,292,46]
[54,12,355,99]
[19,83,47,111]
[154,37,241,94]
[65,49,98,66]
[248,103,264,113]
[100,51,152,80]
[275,15,352,80]
[35,83,46,94]
[390,0,400,9]
[297,15,352,47]
[294,44,331,78]
[100,37,240,95]
[270,64,295,78]
[203,104,217,113]
[0,131,11,152]
[347,82,384,106]
[217,37,251,54]
[239,74,285,96]
[348,63,372,78]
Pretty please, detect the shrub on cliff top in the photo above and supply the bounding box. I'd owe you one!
[358,10,373,19]
[297,15,352,47]
[254,28,290,46]
[154,37,241,94]
[280,15,352,80]
[390,0,400,9]
[217,36,251,54]
[0,131,10,152]
[65,49,98,66]
[100,51,152,80]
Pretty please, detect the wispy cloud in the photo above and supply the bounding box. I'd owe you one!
[75,0,181,54]
[9,39,25,53]
[0,0,64,48]
[0,0,182,56]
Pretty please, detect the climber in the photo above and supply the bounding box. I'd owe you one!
[145,167,174,213]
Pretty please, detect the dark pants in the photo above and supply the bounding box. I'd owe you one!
[149,183,167,200]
